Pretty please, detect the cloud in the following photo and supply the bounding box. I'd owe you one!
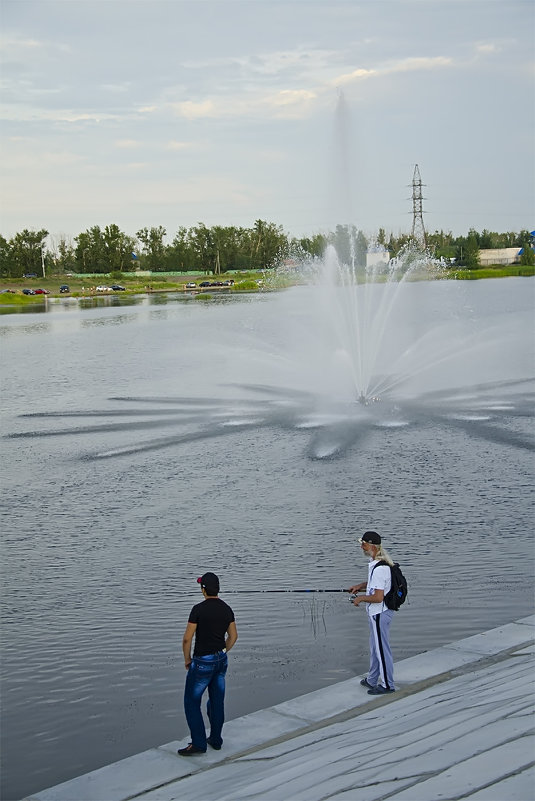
[247,47,340,78]
[262,89,317,118]
[0,33,72,58]
[101,82,132,93]
[168,87,318,122]
[173,99,218,120]
[388,56,453,74]
[115,139,140,149]
[333,68,377,86]
[121,162,149,172]
[476,43,500,55]
[162,52,455,124]
[165,140,195,151]
[333,56,453,87]
[0,103,121,123]
[0,36,43,52]
[1,146,86,171]
[181,47,339,78]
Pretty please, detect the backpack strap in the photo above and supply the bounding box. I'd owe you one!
[370,559,388,578]
[369,561,389,610]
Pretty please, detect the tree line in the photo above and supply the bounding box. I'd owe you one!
[0,221,533,278]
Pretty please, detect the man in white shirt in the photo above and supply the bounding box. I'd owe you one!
[348,531,396,695]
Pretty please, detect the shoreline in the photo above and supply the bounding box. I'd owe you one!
[22,615,535,801]
[1,266,534,310]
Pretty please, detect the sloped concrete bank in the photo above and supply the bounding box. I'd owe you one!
[24,616,535,801]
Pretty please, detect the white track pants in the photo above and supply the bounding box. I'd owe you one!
[367,610,395,690]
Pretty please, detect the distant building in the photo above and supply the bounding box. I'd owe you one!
[366,247,390,269]
[478,248,522,266]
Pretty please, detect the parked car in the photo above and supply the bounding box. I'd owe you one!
[59,285,70,293]
[22,288,36,295]
[23,273,38,278]
[199,281,211,287]
[33,289,50,294]
[185,282,196,289]
[0,289,16,294]
[96,285,110,291]
[110,284,126,291]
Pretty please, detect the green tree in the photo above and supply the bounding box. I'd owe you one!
[189,223,217,273]
[354,230,368,267]
[427,230,456,260]
[54,236,77,273]
[75,226,107,273]
[249,220,288,270]
[298,233,327,259]
[168,227,198,272]
[479,229,495,249]
[329,225,352,265]
[501,231,517,247]
[455,229,480,269]
[136,226,167,271]
[4,229,49,277]
[516,229,533,247]
[103,224,136,272]
[518,231,535,266]
[387,232,411,256]
[0,234,12,277]
[75,224,135,273]
[519,245,535,266]
[210,225,247,273]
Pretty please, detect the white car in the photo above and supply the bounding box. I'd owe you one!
[96,285,110,292]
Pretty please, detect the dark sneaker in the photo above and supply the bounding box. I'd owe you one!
[177,743,206,756]
[360,678,376,689]
[367,685,395,695]
[207,738,222,750]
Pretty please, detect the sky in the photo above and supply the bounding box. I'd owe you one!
[1,0,534,247]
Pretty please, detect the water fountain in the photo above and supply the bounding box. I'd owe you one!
[6,94,534,461]
[302,239,449,402]
[9,241,533,462]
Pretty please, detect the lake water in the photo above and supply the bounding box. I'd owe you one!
[1,278,534,801]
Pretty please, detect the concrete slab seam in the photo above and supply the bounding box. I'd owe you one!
[372,737,535,801]
[22,628,534,801]
[161,639,535,775]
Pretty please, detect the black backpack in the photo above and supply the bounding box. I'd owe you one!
[371,561,408,611]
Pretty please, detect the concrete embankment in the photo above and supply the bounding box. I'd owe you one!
[24,616,534,801]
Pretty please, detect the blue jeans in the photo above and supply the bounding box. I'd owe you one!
[184,651,228,750]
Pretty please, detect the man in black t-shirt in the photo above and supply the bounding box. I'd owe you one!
[178,572,238,756]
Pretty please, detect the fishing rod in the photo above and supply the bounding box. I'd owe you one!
[188,578,357,596]
[222,588,351,594]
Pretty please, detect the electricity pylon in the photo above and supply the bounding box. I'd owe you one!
[410,164,427,248]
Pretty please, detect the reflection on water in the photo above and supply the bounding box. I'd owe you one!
[1,280,534,801]
[79,295,144,311]
[8,378,534,462]
[0,290,235,317]
[0,302,48,315]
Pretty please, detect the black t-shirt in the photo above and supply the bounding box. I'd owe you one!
[188,598,235,656]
